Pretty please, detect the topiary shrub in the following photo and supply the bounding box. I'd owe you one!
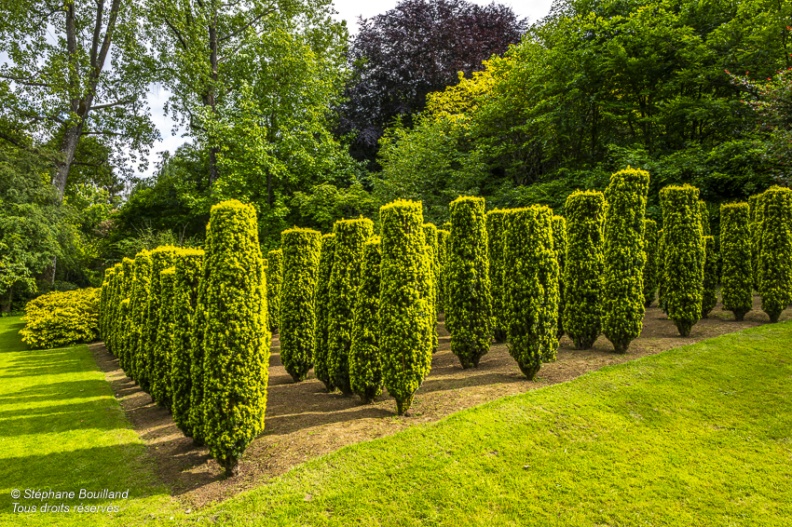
[328,218,374,394]
[280,227,322,382]
[104,264,123,355]
[129,250,153,384]
[447,196,492,368]
[266,249,283,333]
[503,206,559,378]
[201,200,270,476]
[657,230,667,313]
[660,185,705,337]
[749,192,764,290]
[146,246,179,402]
[487,209,508,343]
[116,258,135,371]
[699,200,711,236]
[379,200,433,415]
[720,203,753,321]
[20,288,101,349]
[423,223,439,353]
[642,219,659,307]
[701,236,718,318]
[758,186,792,322]
[602,167,650,354]
[314,233,336,392]
[99,267,113,341]
[170,248,204,438]
[562,190,605,349]
[349,236,383,403]
[437,229,450,313]
[551,215,567,339]
[154,267,177,409]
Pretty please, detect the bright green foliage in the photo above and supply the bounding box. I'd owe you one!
[503,206,560,378]
[154,268,177,410]
[280,228,321,382]
[19,288,100,349]
[107,265,124,355]
[437,229,450,313]
[129,250,153,384]
[117,257,135,369]
[99,267,113,342]
[146,246,179,402]
[562,190,605,349]
[487,209,509,343]
[379,200,433,415]
[758,186,792,322]
[314,233,336,392]
[189,251,210,446]
[602,168,649,354]
[170,248,204,438]
[423,223,439,353]
[551,215,567,339]
[702,236,718,318]
[642,219,659,307]
[749,193,764,290]
[266,249,283,333]
[657,230,667,313]
[660,185,705,337]
[349,237,384,403]
[447,196,492,368]
[699,200,711,236]
[720,203,753,321]
[328,218,374,394]
[201,200,270,476]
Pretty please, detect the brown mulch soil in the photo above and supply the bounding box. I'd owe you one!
[90,295,790,508]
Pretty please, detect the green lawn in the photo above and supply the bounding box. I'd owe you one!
[1,316,791,526]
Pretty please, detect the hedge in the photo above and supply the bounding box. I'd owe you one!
[280,227,322,382]
[602,167,649,354]
[129,250,153,384]
[155,267,177,409]
[379,199,433,415]
[551,215,567,339]
[487,209,509,343]
[104,264,122,354]
[201,200,270,476]
[116,257,135,371]
[266,249,283,333]
[314,233,336,392]
[99,267,112,341]
[423,222,439,353]
[503,206,559,378]
[642,219,659,307]
[562,190,605,349]
[447,196,492,368]
[349,236,383,403]
[720,202,753,321]
[437,229,450,313]
[749,193,764,290]
[758,186,792,322]
[328,218,374,395]
[699,200,711,236]
[170,248,204,438]
[20,288,101,349]
[701,236,718,318]
[657,230,667,313]
[146,246,179,403]
[660,185,704,337]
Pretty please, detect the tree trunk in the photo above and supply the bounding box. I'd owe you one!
[52,123,84,201]
[1,286,12,313]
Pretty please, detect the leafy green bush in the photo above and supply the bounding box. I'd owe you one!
[749,193,764,290]
[437,229,450,313]
[103,264,122,354]
[720,203,753,321]
[660,185,705,337]
[503,206,559,378]
[99,267,113,343]
[155,267,177,409]
[146,246,179,402]
[562,190,605,349]
[701,236,718,318]
[266,249,283,333]
[699,200,711,236]
[551,215,567,339]
[602,167,649,354]
[349,236,383,403]
[328,218,374,394]
[758,186,792,322]
[314,233,336,392]
[280,227,322,382]
[487,209,508,343]
[201,200,270,476]
[642,219,659,307]
[447,196,492,368]
[129,250,152,385]
[116,258,135,371]
[379,199,433,415]
[657,230,667,313]
[20,288,101,349]
[423,223,439,352]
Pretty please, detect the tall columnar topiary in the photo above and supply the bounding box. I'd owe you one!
[551,215,567,339]
[379,200,433,415]
[660,185,705,337]
[749,192,765,290]
[642,219,659,307]
[170,248,204,438]
[504,206,560,377]
[487,209,508,342]
[447,196,492,368]
[437,228,450,313]
[327,218,374,394]
[201,200,270,476]
[130,250,153,383]
[154,267,177,409]
[314,233,336,392]
[280,228,321,382]
[266,249,283,333]
[759,186,792,322]
[602,168,650,354]
[146,246,179,402]
[422,223,439,353]
[720,203,753,321]
[699,200,711,236]
[701,236,718,318]
[349,237,383,403]
[109,264,124,355]
[562,190,605,349]
[117,258,135,370]
[101,265,117,346]
[657,230,667,313]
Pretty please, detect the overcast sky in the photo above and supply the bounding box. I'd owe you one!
[143,0,554,177]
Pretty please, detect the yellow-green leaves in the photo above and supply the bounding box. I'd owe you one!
[758,186,792,322]
[20,288,100,349]
[720,203,753,321]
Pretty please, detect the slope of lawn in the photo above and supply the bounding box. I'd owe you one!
[0,316,181,527]
[194,321,792,527]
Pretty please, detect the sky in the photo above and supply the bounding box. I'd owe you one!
[143,0,554,177]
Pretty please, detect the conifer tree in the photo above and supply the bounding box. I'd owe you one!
[266,249,283,333]
[349,237,383,403]
[423,223,439,352]
[314,233,336,392]
[129,250,153,383]
[701,236,718,318]
[437,229,450,313]
[147,246,179,402]
[551,215,567,339]
[155,267,177,409]
[642,219,659,307]
[758,186,792,322]
[487,209,508,342]
[720,203,753,321]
